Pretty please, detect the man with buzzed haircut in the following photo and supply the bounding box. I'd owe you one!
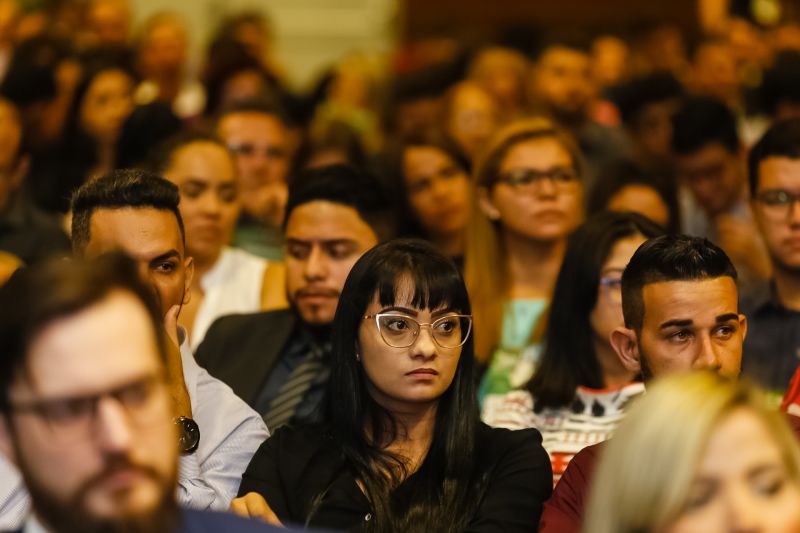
[197,165,393,431]
[540,235,747,533]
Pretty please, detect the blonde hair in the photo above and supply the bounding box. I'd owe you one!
[463,117,583,361]
[585,372,800,533]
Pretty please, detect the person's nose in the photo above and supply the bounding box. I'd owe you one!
[725,486,761,533]
[93,396,134,454]
[788,198,800,227]
[696,333,723,372]
[198,191,222,218]
[410,324,437,360]
[303,247,328,281]
[534,176,558,199]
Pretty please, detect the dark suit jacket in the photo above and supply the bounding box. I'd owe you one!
[196,309,296,407]
[2,508,321,533]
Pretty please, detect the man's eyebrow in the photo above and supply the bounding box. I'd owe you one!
[716,313,739,323]
[181,178,209,187]
[149,250,181,263]
[659,319,693,330]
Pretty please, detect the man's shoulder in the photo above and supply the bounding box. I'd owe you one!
[208,308,295,333]
[197,309,295,361]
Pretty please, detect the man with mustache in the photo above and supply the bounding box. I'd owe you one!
[0,254,285,533]
[196,164,393,431]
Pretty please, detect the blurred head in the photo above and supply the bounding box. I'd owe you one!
[150,134,239,266]
[203,39,274,115]
[86,0,131,48]
[76,61,136,146]
[468,46,528,118]
[136,13,188,79]
[528,212,665,408]
[71,169,193,317]
[330,237,475,429]
[443,81,498,160]
[586,372,800,533]
[0,254,179,533]
[589,159,680,232]
[216,99,292,225]
[692,39,739,106]
[283,165,393,326]
[0,97,24,212]
[614,72,684,161]
[396,133,471,251]
[672,96,743,216]
[530,41,594,125]
[591,35,630,89]
[611,235,744,380]
[749,119,800,276]
[760,51,800,121]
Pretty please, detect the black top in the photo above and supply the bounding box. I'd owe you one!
[238,423,552,532]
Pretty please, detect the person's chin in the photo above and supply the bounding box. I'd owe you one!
[85,478,163,519]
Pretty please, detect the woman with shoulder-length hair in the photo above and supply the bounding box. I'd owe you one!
[465,117,584,396]
[483,211,664,483]
[585,372,800,533]
[232,238,553,531]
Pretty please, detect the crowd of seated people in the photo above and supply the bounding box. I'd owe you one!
[3,0,800,531]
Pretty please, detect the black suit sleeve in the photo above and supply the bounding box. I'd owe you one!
[237,428,292,521]
[195,315,238,370]
[466,427,553,533]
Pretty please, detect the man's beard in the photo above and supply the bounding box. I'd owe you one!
[19,453,179,533]
[638,347,654,383]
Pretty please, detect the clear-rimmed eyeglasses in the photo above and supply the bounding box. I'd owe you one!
[756,189,800,219]
[363,313,473,349]
[8,374,168,443]
[496,166,579,190]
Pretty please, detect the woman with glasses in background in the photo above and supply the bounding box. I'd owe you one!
[483,211,664,484]
[465,118,585,397]
[230,238,552,532]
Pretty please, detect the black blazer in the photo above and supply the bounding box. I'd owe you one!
[196,309,296,407]
[239,423,553,532]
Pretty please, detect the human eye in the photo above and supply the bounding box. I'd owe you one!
[181,182,205,199]
[752,471,786,497]
[408,177,432,195]
[434,316,460,335]
[218,185,238,203]
[114,379,154,409]
[714,324,736,339]
[551,167,576,183]
[40,397,94,426]
[384,316,413,332]
[683,481,716,512]
[440,164,462,180]
[325,242,356,260]
[761,190,792,206]
[153,260,177,274]
[229,143,256,157]
[286,242,310,260]
[669,329,693,342]
[502,169,536,186]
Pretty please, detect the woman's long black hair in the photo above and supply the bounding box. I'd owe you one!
[325,238,482,532]
[527,211,665,409]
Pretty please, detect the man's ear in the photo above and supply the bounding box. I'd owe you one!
[0,415,18,464]
[8,154,29,194]
[477,187,501,221]
[610,326,642,373]
[739,313,747,341]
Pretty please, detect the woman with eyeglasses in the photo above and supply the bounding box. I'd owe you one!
[465,118,584,397]
[482,211,664,484]
[230,238,553,531]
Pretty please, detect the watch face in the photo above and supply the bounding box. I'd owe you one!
[175,416,200,454]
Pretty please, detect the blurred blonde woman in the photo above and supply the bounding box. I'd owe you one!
[464,117,584,397]
[585,372,800,533]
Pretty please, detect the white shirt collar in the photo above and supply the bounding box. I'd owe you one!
[24,514,51,533]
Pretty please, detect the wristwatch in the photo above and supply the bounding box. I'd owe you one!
[174,416,200,454]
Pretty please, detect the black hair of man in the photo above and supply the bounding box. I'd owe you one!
[671,96,739,156]
[760,51,800,118]
[621,234,738,332]
[613,72,684,128]
[146,131,228,174]
[283,164,396,242]
[747,118,800,196]
[70,168,185,255]
[0,252,165,415]
[215,96,293,129]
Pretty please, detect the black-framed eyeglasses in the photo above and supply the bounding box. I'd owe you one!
[363,313,473,349]
[496,166,578,188]
[8,374,168,443]
[756,189,800,218]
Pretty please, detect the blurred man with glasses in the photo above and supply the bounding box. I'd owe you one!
[744,119,800,397]
[0,254,285,533]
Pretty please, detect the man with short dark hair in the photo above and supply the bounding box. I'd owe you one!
[216,99,293,260]
[743,119,800,394]
[197,164,393,431]
[67,169,268,511]
[672,96,770,287]
[0,254,282,533]
[540,234,748,533]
